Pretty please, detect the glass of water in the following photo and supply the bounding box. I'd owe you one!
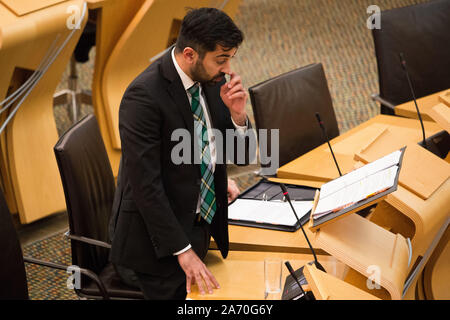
[264,258,282,300]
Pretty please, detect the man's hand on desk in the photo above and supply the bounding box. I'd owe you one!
[227,178,240,204]
[177,248,220,295]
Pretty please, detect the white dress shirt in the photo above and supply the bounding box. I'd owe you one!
[170,48,247,255]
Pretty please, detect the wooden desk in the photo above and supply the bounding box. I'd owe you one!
[223,115,447,257]
[212,224,328,255]
[276,114,449,299]
[277,115,443,182]
[187,250,346,300]
[395,90,448,121]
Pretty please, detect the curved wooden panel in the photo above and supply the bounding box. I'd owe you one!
[314,214,410,300]
[0,0,87,223]
[90,0,145,177]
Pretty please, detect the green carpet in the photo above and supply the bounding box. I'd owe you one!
[30,0,428,300]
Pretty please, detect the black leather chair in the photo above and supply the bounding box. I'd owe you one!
[0,189,30,299]
[249,63,339,174]
[371,0,450,115]
[0,187,108,299]
[54,114,144,299]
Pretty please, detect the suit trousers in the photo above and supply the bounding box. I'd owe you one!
[115,217,211,300]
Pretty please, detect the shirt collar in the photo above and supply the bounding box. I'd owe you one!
[171,47,196,92]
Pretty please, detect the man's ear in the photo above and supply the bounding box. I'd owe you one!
[183,47,197,64]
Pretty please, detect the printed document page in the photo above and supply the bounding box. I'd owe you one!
[314,166,398,218]
[228,199,313,226]
[313,149,401,219]
[319,150,401,199]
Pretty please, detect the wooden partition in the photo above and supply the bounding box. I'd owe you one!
[395,89,447,121]
[428,103,450,133]
[0,0,87,223]
[313,214,410,300]
[303,263,379,300]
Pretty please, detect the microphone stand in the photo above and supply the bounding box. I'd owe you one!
[399,52,427,149]
[280,183,326,273]
[315,113,342,176]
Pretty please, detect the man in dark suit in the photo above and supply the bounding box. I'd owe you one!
[109,8,254,299]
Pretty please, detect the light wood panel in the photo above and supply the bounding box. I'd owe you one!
[438,90,450,107]
[0,0,65,16]
[187,250,346,300]
[277,115,443,182]
[425,224,450,299]
[211,224,329,255]
[303,263,379,300]
[89,0,146,177]
[428,103,450,133]
[267,177,324,189]
[313,214,410,300]
[0,0,87,223]
[355,143,450,200]
[395,89,447,121]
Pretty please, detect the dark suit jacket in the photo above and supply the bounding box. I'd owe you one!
[109,49,253,276]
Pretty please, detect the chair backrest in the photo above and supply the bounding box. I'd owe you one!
[54,114,115,274]
[0,190,29,299]
[249,63,339,173]
[372,0,450,114]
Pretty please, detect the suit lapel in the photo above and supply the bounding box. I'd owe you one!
[160,48,225,135]
[160,48,195,138]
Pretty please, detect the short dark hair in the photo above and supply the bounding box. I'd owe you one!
[175,7,244,57]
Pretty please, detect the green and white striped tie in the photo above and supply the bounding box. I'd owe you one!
[188,83,216,224]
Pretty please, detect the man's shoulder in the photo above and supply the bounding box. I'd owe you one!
[128,60,166,92]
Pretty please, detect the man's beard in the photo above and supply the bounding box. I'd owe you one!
[191,59,225,86]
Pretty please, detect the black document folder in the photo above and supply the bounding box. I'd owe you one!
[228,179,316,232]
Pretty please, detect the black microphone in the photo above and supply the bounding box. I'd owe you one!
[284,261,310,300]
[280,183,326,273]
[315,112,342,176]
[399,52,427,149]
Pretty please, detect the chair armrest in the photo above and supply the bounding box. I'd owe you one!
[23,256,110,299]
[371,93,397,112]
[64,230,111,249]
[23,255,68,271]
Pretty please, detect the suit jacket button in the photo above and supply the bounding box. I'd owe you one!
[151,236,159,249]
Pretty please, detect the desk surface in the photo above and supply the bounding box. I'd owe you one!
[277,114,443,182]
[223,115,444,255]
[187,250,346,300]
[220,224,328,255]
[395,90,448,121]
